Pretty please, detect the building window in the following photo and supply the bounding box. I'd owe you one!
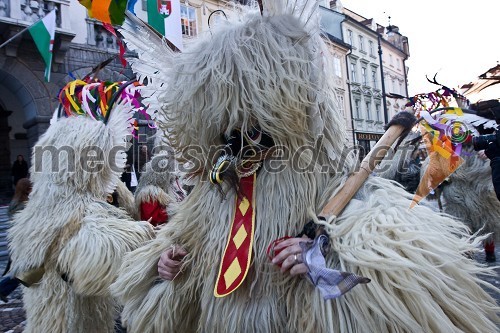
[396,58,400,69]
[357,139,370,160]
[355,100,361,118]
[334,57,342,78]
[181,4,197,37]
[376,104,381,121]
[361,67,367,85]
[359,35,364,51]
[389,54,393,66]
[392,79,396,93]
[338,95,345,116]
[350,63,357,83]
[399,81,403,95]
[371,70,377,89]
[369,40,374,56]
[347,29,353,46]
[366,102,371,120]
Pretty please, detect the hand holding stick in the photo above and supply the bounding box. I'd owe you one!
[319,112,416,220]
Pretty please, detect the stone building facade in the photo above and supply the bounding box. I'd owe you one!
[341,7,386,156]
[325,0,410,158]
[0,0,239,195]
[381,24,410,120]
[319,5,352,145]
[0,0,136,195]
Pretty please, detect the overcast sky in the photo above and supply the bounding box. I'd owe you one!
[340,0,499,95]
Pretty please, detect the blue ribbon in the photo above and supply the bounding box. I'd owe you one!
[127,0,138,14]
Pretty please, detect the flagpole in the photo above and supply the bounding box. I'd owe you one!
[124,10,180,52]
[0,9,56,50]
[0,25,30,49]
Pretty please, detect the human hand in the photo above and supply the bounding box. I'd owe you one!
[485,141,500,160]
[270,236,311,276]
[158,245,188,280]
[477,150,488,160]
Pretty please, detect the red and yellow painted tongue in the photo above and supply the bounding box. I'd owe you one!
[214,174,256,297]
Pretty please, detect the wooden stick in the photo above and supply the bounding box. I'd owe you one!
[319,123,409,219]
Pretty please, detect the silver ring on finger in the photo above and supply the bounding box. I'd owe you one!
[294,253,299,265]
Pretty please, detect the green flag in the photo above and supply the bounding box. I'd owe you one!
[28,10,56,82]
[146,0,183,51]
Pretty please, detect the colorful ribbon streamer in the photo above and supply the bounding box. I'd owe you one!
[58,78,156,137]
[410,108,474,207]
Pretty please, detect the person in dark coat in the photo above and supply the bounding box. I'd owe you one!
[485,141,500,261]
[121,150,135,192]
[485,140,500,201]
[134,145,150,182]
[0,178,32,302]
[11,155,28,186]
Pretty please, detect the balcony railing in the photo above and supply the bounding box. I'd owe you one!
[21,0,61,26]
[0,0,8,17]
[86,19,120,51]
[0,0,62,27]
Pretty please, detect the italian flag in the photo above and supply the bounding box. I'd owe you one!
[28,10,56,82]
[147,0,183,51]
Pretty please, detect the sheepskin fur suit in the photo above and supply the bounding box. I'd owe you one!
[116,179,139,217]
[112,2,499,332]
[377,134,422,194]
[8,103,155,333]
[134,152,180,225]
[422,148,500,244]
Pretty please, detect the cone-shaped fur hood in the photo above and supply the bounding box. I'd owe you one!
[163,13,346,166]
[30,102,133,200]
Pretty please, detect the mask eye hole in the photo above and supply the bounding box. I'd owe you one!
[245,126,262,144]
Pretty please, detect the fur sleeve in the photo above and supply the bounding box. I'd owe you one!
[57,209,154,297]
[115,180,139,219]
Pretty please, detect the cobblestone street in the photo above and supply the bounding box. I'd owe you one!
[0,288,24,333]
[0,206,24,333]
[1,205,498,332]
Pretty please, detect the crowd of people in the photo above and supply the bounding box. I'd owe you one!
[0,177,31,302]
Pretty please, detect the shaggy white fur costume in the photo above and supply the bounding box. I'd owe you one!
[422,149,500,243]
[116,179,139,217]
[134,152,180,221]
[112,2,499,332]
[8,103,155,333]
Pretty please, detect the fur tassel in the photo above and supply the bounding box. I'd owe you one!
[115,180,138,219]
